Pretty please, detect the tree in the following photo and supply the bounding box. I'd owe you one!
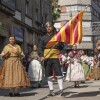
[52,0,61,22]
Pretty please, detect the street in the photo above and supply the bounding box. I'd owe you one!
[0,0,100,100]
[0,80,100,100]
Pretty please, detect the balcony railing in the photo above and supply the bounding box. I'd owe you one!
[14,10,21,21]
[25,16,32,27]
[0,0,16,10]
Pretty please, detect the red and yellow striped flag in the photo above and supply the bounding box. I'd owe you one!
[46,10,85,48]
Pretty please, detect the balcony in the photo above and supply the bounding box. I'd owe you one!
[0,0,16,15]
[14,10,21,21]
[25,16,32,27]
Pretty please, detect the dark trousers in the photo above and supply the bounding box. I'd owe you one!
[44,58,62,77]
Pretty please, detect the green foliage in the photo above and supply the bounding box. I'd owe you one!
[52,0,61,21]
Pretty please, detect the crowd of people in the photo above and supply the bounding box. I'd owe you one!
[0,22,100,97]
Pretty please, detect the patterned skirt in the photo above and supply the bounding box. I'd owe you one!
[0,57,30,88]
[66,61,85,81]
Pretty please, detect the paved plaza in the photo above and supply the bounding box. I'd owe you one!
[0,80,100,100]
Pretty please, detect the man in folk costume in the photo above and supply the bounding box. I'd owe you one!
[38,22,64,96]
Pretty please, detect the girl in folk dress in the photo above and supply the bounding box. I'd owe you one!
[65,45,85,88]
[28,44,43,87]
[0,35,30,96]
[81,51,91,80]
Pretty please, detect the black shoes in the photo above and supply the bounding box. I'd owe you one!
[48,90,63,96]
[9,93,13,97]
[9,93,20,97]
[59,90,63,96]
[74,82,79,88]
[14,93,20,96]
[74,84,79,88]
[48,90,55,96]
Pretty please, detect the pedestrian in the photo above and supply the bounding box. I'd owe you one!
[38,22,64,96]
[0,35,30,96]
[65,44,85,88]
[28,44,43,88]
[81,50,91,80]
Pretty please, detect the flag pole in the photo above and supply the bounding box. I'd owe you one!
[44,42,59,58]
[84,4,90,11]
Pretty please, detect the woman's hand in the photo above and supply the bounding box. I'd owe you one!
[1,52,5,56]
[40,57,45,62]
[20,52,25,59]
[1,51,10,58]
[12,47,18,54]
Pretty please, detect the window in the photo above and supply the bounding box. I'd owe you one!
[35,9,39,22]
[66,5,91,12]
[2,0,16,9]
[25,16,32,27]
[82,37,91,42]
[91,7,100,19]
[77,6,82,11]
[82,22,91,27]
[26,0,29,14]
[66,6,71,12]
[74,6,77,11]
[71,6,75,11]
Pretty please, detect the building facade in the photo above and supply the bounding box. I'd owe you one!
[54,0,100,54]
[0,0,52,53]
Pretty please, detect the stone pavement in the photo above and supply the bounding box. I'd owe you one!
[0,80,100,100]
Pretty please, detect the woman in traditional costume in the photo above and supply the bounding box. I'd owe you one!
[81,51,91,80]
[65,44,85,88]
[28,44,43,88]
[0,35,30,96]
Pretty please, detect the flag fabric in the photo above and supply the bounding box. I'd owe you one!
[46,10,85,48]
